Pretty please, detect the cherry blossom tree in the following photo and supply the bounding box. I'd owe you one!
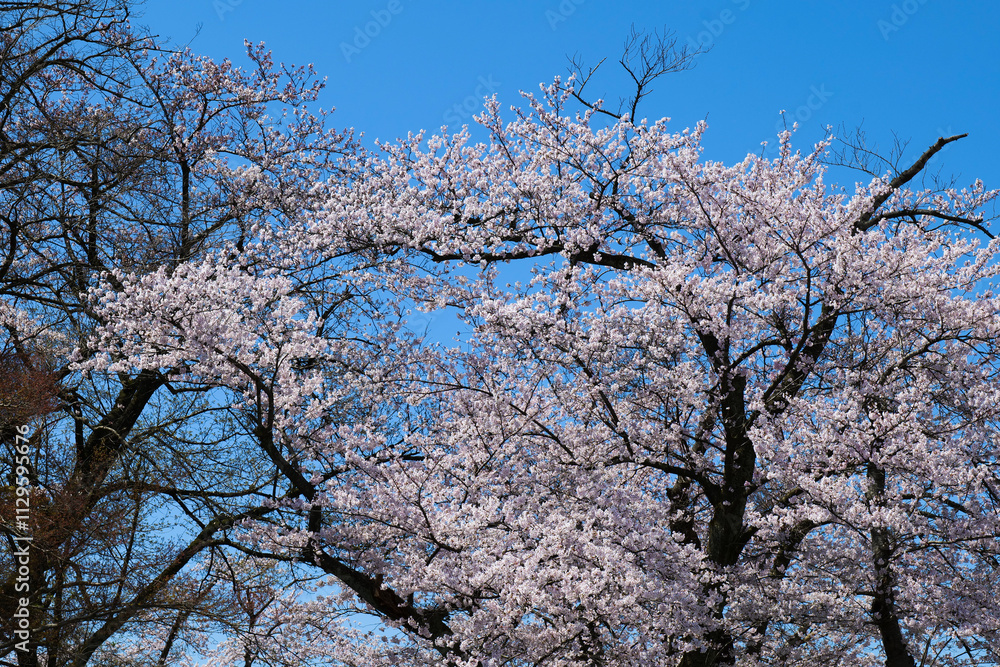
[46,24,1000,667]
[277,75,1000,665]
[0,2,358,664]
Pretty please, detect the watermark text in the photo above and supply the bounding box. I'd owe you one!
[12,423,32,653]
[341,1,404,63]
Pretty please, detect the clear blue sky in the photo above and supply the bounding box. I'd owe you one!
[137,0,999,203]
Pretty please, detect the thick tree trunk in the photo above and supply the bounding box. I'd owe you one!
[678,360,756,667]
[868,464,916,667]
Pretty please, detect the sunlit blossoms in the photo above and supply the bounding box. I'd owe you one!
[5,6,998,663]
[79,71,1000,666]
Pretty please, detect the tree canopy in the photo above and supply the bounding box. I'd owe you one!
[2,4,999,666]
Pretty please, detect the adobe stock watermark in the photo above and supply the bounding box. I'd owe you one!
[877,0,931,40]
[405,308,437,337]
[545,0,586,31]
[443,75,501,126]
[925,125,956,167]
[340,0,404,63]
[11,423,32,653]
[213,0,244,21]
[686,0,752,54]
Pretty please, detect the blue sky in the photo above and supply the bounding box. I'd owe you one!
[137,0,999,188]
